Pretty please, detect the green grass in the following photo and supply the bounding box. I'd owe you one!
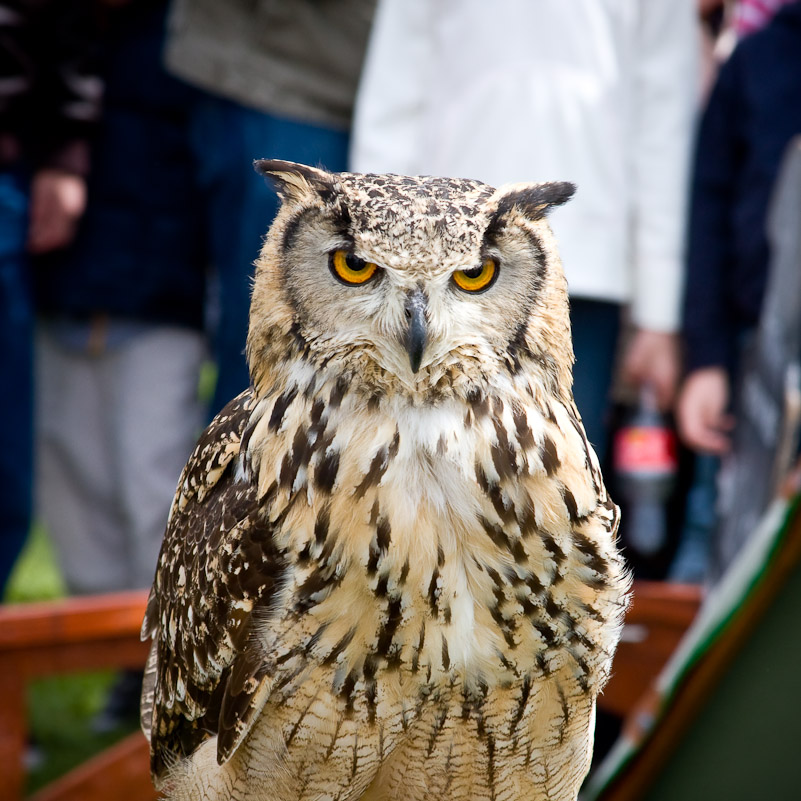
[4,524,66,603]
[4,526,138,794]
[24,671,129,794]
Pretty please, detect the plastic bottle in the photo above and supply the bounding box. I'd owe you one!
[613,386,678,555]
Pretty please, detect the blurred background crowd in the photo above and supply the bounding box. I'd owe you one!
[1,0,800,760]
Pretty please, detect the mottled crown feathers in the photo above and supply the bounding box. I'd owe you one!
[254,158,575,223]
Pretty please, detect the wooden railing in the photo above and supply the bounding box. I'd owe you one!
[0,581,703,801]
[598,580,703,718]
[0,591,154,801]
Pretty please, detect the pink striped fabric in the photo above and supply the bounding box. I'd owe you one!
[734,0,795,36]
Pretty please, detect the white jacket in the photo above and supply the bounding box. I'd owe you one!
[350,0,698,332]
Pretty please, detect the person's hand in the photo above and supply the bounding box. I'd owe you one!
[621,328,681,411]
[27,169,87,254]
[676,366,734,454]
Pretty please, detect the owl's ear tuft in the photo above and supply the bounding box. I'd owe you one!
[492,181,576,221]
[485,181,575,241]
[254,159,337,203]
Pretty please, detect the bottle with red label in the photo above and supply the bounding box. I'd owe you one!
[613,385,678,556]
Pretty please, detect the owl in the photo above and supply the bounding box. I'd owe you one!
[140,160,630,801]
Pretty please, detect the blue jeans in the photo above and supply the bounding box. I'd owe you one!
[570,298,621,465]
[0,169,32,590]
[190,97,350,414]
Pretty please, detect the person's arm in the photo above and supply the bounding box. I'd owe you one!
[27,0,101,253]
[348,0,431,174]
[621,0,699,409]
[27,169,88,254]
[683,51,744,376]
[677,52,746,453]
[677,366,734,453]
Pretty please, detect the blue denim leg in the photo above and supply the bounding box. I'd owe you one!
[0,169,32,591]
[669,453,718,583]
[191,97,350,415]
[569,298,621,464]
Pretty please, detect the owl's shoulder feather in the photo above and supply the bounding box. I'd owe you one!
[142,390,285,780]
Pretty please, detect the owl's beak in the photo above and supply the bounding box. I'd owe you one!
[404,289,428,373]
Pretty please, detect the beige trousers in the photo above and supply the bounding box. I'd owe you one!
[35,325,207,594]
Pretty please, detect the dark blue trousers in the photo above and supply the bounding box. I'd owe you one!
[0,169,32,590]
[569,297,621,465]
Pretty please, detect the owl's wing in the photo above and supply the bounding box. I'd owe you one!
[140,389,286,780]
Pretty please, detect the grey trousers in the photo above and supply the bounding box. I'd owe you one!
[35,326,207,594]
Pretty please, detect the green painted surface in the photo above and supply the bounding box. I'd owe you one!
[644,561,801,801]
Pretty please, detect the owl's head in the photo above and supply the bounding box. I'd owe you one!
[248,160,575,404]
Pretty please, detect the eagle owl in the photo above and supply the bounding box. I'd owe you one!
[140,160,630,801]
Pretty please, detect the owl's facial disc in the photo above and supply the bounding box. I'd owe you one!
[251,163,578,397]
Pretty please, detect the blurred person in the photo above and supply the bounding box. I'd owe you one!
[350,1,697,768]
[672,1,801,582]
[350,0,698,463]
[163,0,376,415]
[32,0,208,731]
[677,0,801,455]
[0,0,100,592]
[33,0,207,599]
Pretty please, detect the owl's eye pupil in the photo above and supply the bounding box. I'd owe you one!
[345,253,367,272]
[461,266,483,279]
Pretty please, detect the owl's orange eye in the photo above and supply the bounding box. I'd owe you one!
[329,250,379,286]
[452,258,498,293]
